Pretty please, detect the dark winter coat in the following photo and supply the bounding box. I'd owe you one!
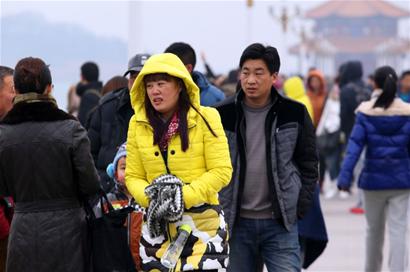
[339,61,371,140]
[87,88,134,192]
[298,185,328,269]
[0,94,100,272]
[76,81,103,127]
[216,88,318,233]
[338,91,410,191]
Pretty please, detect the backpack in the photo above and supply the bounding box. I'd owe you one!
[350,82,371,106]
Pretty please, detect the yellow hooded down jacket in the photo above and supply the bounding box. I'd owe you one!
[125,53,232,271]
[283,76,314,121]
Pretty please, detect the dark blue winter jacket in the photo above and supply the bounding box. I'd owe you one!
[338,91,410,190]
[192,71,225,106]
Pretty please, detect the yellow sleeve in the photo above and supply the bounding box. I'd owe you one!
[125,115,150,208]
[182,107,233,208]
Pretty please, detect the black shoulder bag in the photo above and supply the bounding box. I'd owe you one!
[85,190,136,272]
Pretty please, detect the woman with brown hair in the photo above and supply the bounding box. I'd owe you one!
[0,57,100,272]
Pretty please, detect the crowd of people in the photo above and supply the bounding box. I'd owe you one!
[0,41,410,272]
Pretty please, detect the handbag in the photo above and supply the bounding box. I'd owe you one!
[317,130,340,152]
[85,190,136,272]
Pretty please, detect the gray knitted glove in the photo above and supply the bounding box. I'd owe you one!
[145,174,184,238]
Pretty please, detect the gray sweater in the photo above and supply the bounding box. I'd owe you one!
[240,102,275,219]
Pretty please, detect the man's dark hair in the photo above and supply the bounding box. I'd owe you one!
[164,42,196,69]
[14,57,52,94]
[239,43,280,74]
[400,70,410,80]
[0,66,14,89]
[81,61,99,82]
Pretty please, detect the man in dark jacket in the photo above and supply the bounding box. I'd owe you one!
[76,61,103,126]
[87,54,150,192]
[216,43,318,271]
[165,42,225,106]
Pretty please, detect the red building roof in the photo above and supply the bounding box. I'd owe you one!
[306,0,410,18]
[289,36,400,55]
[327,36,391,53]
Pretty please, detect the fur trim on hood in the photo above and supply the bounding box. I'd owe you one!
[356,89,410,116]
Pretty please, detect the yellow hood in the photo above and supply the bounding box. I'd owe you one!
[130,53,200,113]
[283,76,306,100]
[283,76,314,120]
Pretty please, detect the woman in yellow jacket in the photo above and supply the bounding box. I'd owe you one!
[125,53,232,271]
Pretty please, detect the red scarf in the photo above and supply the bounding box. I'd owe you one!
[159,112,179,151]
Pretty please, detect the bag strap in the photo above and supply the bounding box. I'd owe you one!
[83,189,114,220]
[99,190,115,214]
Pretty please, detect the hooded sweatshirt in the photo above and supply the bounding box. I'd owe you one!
[307,70,327,127]
[339,61,370,140]
[283,76,314,121]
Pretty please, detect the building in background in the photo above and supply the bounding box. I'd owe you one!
[290,0,410,76]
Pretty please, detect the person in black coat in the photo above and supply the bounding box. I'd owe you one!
[76,61,103,126]
[87,54,150,192]
[339,61,371,143]
[0,57,100,272]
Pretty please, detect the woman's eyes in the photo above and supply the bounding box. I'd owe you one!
[147,81,168,89]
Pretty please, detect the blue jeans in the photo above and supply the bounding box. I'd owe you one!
[228,217,301,272]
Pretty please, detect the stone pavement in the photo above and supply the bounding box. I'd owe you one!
[307,194,409,271]
[262,192,410,272]
[307,195,367,271]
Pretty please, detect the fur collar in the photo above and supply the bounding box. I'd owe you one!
[1,93,77,124]
[356,90,410,116]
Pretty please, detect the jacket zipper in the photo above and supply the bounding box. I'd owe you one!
[276,122,298,133]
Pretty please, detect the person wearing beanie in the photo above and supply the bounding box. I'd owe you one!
[97,142,143,271]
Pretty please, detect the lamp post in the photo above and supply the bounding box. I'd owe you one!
[269,4,305,74]
[128,0,143,58]
[246,0,254,45]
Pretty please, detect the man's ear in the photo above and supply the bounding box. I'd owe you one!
[271,72,279,85]
[44,84,53,95]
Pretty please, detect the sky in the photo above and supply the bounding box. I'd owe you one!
[2,0,409,74]
[1,0,410,108]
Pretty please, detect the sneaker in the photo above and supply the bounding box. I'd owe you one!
[324,187,337,199]
[338,191,350,199]
[350,207,365,214]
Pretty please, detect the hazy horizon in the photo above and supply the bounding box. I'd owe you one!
[1,0,410,109]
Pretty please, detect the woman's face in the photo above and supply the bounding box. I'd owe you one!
[146,78,181,119]
[309,76,322,92]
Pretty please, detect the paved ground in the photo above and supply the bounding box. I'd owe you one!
[307,195,367,271]
[264,191,410,272]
